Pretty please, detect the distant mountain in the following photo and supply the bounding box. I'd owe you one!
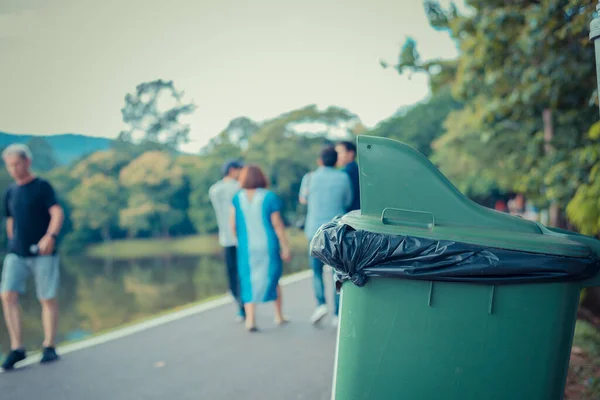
[0,132,112,165]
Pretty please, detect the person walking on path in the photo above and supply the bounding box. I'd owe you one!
[209,160,246,322]
[230,165,291,332]
[299,146,352,327]
[335,140,360,212]
[1,144,64,370]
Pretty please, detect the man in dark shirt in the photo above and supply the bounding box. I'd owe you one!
[0,144,64,370]
[335,141,360,211]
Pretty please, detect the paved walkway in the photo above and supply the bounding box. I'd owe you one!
[0,271,337,400]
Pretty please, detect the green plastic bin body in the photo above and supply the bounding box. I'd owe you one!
[331,135,600,400]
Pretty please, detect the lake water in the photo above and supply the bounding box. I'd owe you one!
[0,250,309,355]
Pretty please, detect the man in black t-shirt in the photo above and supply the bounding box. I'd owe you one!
[0,144,64,370]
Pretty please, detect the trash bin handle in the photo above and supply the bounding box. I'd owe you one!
[381,207,435,229]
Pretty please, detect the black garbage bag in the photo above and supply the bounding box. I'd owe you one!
[310,217,600,287]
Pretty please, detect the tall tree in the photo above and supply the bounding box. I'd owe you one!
[368,88,462,156]
[119,151,186,237]
[566,121,600,235]
[183,156,223,234]
[243,105,359,217]
[69,174,122,241]
[70,149,131,180]
[392,0,598,228]
[202,116,260,155]
[118,79,197,149]
[430,97,501,198]
[188,105,361,232]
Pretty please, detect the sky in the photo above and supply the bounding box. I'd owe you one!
[0,0,459,152]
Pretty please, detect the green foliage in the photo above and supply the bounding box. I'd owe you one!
[567,122,600,235]
[70,149,131,179]
[186,158,223,234]
[188,104,359,232]
[69,174,121,239]
[243,105,357,214]
[0,100,357,252]
[391,0,599,230]
[368,89,462,156]
[119,151,186,236]
[430,98,500,197]
[118,79,197,149]
[35,102,360,250]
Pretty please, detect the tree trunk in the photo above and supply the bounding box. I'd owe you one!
[543,108,562,227]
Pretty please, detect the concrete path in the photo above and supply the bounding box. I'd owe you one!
[0,271,337,400]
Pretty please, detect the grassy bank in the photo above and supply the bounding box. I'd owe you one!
[87,230,309,260]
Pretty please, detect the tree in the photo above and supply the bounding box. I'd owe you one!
[368,88,462,156]
[187,105,361,232]
[430,97,502,198]
[391,0,598,228]
[184,156,223,234]
[243,105,359,218]
[119,151,186,236]
[40,166,80,249]
[70,149,131,180]
[202,116,260,155]
[566,121,600,235]
[118,79,197,149]
[69,174,122,241]
[57,149,131,248]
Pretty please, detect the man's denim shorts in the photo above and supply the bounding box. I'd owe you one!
[0,253,60,300]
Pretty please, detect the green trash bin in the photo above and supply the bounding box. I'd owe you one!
[311,135,600,400]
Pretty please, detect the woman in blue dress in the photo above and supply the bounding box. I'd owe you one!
[230,165,292,332]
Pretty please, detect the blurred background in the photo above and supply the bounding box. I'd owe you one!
[1,0,600,397]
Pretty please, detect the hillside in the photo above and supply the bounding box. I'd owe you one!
[0,131,112,165]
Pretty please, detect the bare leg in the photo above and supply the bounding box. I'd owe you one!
[244,303,256,330]
[274,285,287,324]
[1,291,23,349]
[40,298,59,347]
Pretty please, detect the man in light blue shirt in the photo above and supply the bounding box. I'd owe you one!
[209,160,245,321]
[299,146,352,327]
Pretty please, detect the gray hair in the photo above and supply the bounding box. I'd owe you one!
[2,143,33,161]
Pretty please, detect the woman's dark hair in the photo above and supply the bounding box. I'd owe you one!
[239,165,269,189]
[320,146,338,167]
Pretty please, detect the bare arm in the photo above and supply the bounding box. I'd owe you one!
[271,211,291,261]
[6,217,13,240]
[298,173,309,205]
[229,206,237,241]
[37,204,64,255]
[47,204,64,236]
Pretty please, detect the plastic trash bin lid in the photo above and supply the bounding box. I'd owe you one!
[351,135,593,258]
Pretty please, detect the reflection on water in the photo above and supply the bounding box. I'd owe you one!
[0,250,308,355]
